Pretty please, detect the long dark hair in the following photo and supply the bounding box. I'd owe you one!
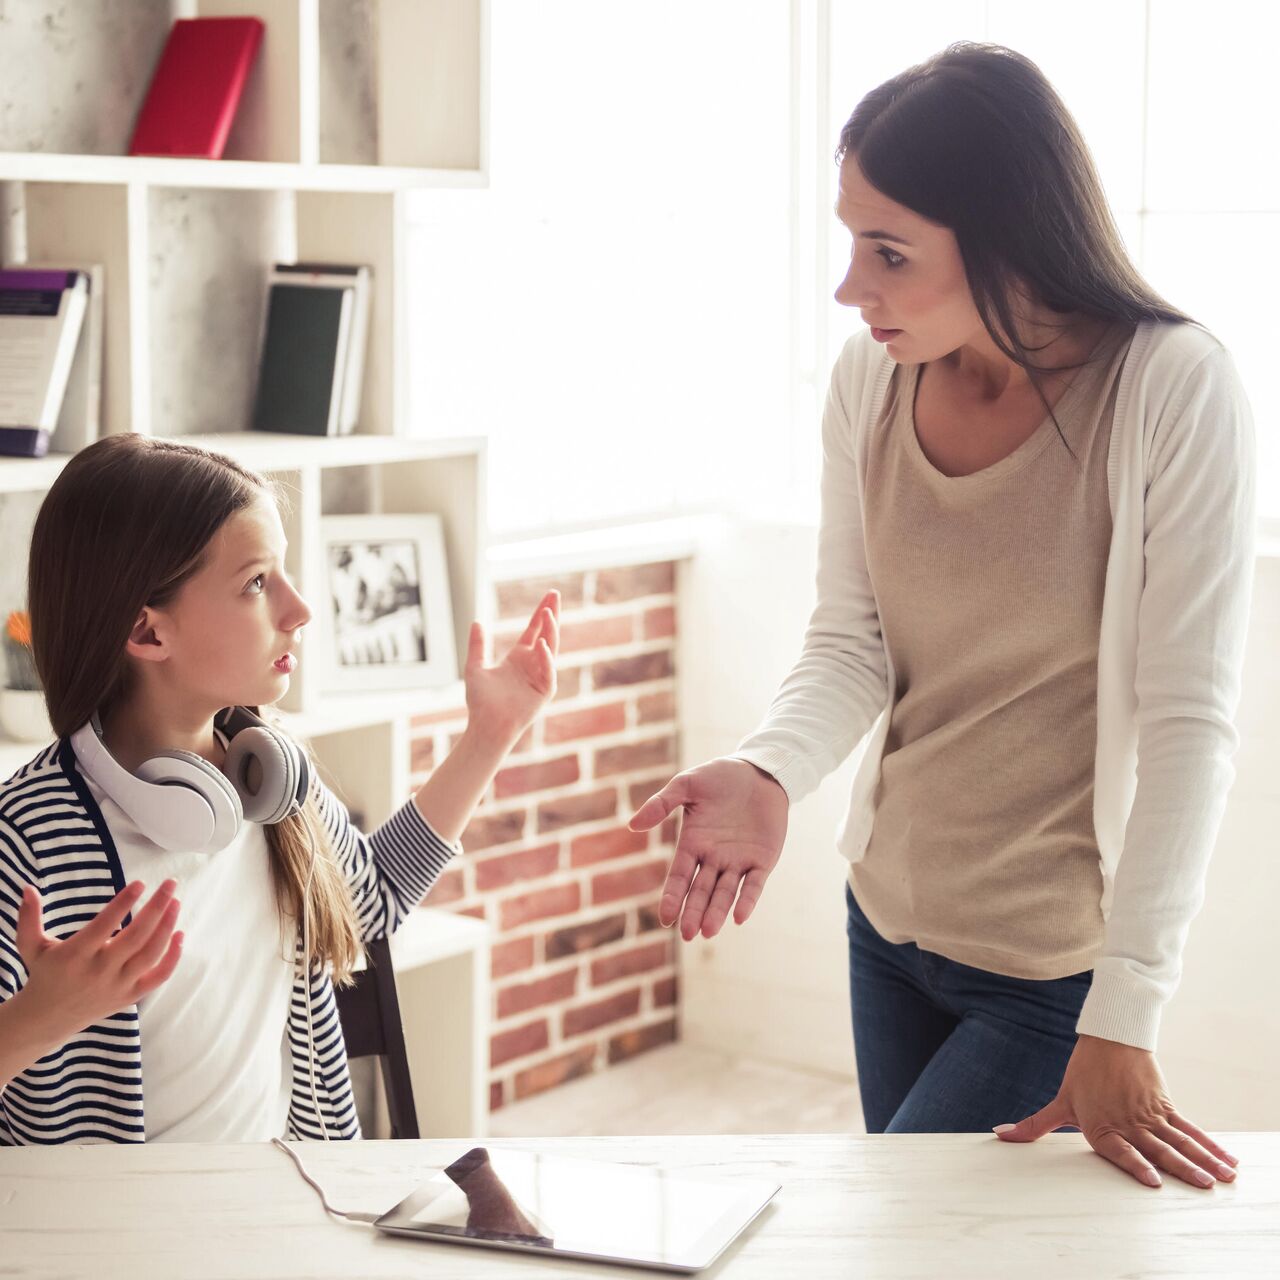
[27,433,362,983]
[837,41,1199,448]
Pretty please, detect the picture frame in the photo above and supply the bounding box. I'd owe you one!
[317,513,457,693]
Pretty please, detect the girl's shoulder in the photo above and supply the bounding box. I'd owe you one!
[0,738,87,877]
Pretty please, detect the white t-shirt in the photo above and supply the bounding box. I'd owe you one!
[82,772,296,1142]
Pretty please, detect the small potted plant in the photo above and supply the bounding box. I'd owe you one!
[1,610,53,742]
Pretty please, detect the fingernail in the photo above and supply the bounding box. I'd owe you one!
[1217,1164,1235,1180]
[1143,1169,1162,1187]
[993,1124,1015,1134]
[1194,1170,1214,1187]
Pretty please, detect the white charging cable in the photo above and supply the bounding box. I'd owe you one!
[270,1135,379,1223]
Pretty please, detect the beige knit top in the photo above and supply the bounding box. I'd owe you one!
[850,322,1137,979]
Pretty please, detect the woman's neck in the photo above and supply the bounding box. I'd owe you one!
[98,692,226,775]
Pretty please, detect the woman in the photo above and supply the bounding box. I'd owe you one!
[630,42,1255,1191]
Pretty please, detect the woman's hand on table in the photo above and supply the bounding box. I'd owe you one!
[628,757,789,940]
[994,1033,1240,1189]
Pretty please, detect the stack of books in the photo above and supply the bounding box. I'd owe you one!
[251,263,372,437]
[0,267,103,458]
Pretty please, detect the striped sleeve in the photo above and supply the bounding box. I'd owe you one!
[0,811,36,1003]
[310,775,461,942]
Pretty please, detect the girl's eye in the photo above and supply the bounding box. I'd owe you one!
[247,573,265,593]
[877,247,906,269]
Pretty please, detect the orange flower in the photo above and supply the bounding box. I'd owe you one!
[6,611,31,648]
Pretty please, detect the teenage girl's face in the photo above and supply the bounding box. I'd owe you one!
[128,494,312,710]
[833,152,997,364]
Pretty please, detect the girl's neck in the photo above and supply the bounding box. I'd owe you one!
[98,692,226,775]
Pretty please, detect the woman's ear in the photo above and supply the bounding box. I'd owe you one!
[124,607,168,663]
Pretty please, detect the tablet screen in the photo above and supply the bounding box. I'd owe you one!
[374,1145,779,1273]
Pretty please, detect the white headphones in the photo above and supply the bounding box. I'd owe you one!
[70,705,310,854]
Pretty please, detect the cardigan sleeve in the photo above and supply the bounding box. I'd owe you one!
[1076,344,1257,1052]
[309,772,462,944]
[728,338,891,803]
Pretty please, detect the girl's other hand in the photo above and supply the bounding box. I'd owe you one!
[14,879,184,1044]
[464,589,560,748]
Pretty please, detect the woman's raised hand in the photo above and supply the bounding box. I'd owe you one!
[14,879,183,1041]
[628,758,789,940]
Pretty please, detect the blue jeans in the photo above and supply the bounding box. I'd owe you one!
[845,880,1090,1133]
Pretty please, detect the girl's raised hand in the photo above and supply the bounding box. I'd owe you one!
[464,589,560,747]
[14,879,184,1043]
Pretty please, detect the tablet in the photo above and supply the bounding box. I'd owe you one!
[373,1145,780,1273]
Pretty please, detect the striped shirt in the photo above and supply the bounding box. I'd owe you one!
[0,736,460,1144]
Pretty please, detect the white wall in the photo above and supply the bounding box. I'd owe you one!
[679,520,1280,1129]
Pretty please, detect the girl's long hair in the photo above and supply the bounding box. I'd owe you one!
[837,41,1200,450]
[27,433,362,984]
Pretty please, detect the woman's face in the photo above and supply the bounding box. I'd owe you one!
[127,493,313,711]
[833,152,998,366]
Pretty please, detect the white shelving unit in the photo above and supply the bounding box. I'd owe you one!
[0,0,492,1140]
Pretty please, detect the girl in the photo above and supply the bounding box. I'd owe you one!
[631,42,1254,1190]
[0,432,560,1144]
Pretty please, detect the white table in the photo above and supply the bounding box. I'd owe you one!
[1,1133,1276,1278]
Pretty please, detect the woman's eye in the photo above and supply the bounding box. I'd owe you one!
[877,247,905,269]
[247,573,265,593]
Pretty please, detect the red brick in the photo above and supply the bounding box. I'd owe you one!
[608,1018,677,1064]
[494,755,580,800]
[594,736,676,779]
[455,904,488,922]
[636,690,675,724]
[591,940,671,987]
[558,615,634,654]
[643,606,675,640]
[500,882,582,930]
[491,1019,549,1068]
[496,573,586,620]
[490,1080,505,1111]
[570,826,649,868]
[513,1045,597,1101]
[462,809,527,851]
[563,989,642,1038]
[497,968,578,1019]
[410,735,435,773]
[593,651,674,689]
[545,913,627,960]
[409,705,467,729]
[475,843,561,892]
[637,904,665,932]
[544,702,627,745]
[594,563,675,603]
[654,975,678,1007]
[491,935,536,979]
[591,859,668,905]
[425,867,465,905]
[537,788,617,834]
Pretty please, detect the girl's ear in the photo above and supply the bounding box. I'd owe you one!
[125,607,168,663]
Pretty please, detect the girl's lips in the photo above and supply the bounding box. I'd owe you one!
[274,654,297,674]
[871,327,903,342]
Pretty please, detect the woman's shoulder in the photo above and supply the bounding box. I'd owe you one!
[0,739,85,864]
[1133,317,1233,385]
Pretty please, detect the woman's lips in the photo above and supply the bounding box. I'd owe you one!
[273,654,297,674]
[871,327,903,343]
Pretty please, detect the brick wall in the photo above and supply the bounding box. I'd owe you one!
[406,560,682,1112]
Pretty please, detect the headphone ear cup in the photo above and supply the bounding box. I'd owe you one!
[135,750,244,853]
[222,725,305,825]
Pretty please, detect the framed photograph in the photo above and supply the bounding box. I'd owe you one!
[318,513,457,693]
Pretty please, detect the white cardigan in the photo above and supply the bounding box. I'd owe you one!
[732,319,1257,1053]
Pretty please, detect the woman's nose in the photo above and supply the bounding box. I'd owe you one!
[835,259,874,309]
